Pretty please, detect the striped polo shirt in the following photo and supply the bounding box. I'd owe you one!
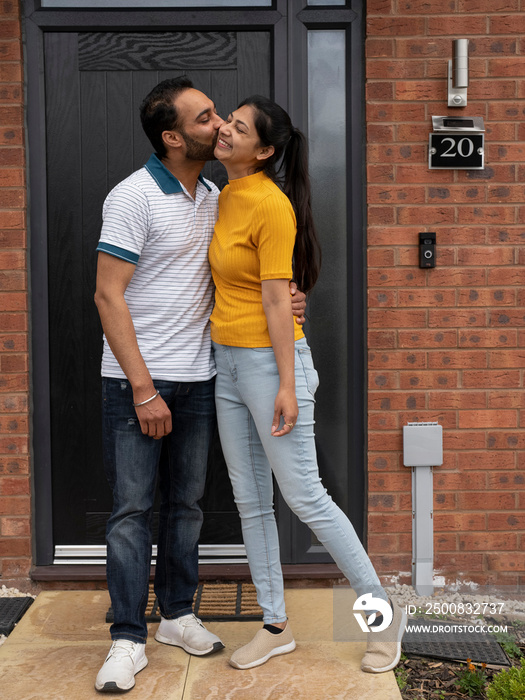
[97,154,219,382]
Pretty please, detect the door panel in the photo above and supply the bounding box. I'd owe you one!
[45,30,270,550]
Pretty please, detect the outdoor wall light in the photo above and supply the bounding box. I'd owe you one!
[448,39,469,107]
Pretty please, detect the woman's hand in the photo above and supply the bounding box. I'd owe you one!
[271,386,298,437]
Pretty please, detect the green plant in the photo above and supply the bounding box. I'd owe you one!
[394,665,409,691]
[493,629,523,659]
[486,658,525,700]
[456,658,487,697]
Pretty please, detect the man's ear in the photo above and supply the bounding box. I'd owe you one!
[162,130,183,151]
[256,144,275,162]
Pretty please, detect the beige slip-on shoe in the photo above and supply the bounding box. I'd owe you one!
[361,600,407,673]
[229,623,296,669]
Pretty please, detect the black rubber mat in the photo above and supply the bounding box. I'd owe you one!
[106,582,263,623]
[0,597,34,636]
[402,617,510,666]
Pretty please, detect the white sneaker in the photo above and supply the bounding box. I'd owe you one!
[95,639,148,692]
[154,613,225,656]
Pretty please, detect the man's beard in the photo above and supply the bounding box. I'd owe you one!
[180,128,217,162]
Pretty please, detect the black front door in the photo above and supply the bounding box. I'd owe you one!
[26,1,365,568]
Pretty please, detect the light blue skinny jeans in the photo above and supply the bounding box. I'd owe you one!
[212,337,387,624]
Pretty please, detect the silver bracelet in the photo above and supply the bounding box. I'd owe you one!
[133,390,160,407]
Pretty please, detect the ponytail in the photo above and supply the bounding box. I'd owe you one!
[238,96,321,293]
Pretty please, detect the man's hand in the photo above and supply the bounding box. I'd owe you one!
[289,281,306,325]
[134,392,172,439]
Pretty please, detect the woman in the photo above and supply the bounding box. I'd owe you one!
[209,95,405,673]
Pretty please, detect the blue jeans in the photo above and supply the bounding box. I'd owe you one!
[213,338,387,624]
[102,376,216,642]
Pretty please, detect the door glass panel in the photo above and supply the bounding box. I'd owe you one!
[307,30,348,539]
[308,0,346,5]
[42,0,271,6]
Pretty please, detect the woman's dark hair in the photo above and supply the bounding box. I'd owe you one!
[238,95,321,294]
[140,76,193,158]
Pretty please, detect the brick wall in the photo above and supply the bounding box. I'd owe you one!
[366,0,525,590]
[0,0,30,587]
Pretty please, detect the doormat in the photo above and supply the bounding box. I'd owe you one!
[0,597,34,636]
[106,582,263,623]
[402,618,510,667]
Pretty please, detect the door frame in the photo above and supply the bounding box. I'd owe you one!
[24,0,367,568]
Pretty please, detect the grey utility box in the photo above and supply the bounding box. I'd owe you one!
[403,422,443,595]
[403,422,443,467]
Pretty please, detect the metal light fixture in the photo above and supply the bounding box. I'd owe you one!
[448,39,469,107]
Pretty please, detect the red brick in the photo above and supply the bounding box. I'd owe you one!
[368,453,401,471]
[429,391,486,410]
[366,0,394,13]
[369,371,400,390]
[460,0,518,10]
[458,451,517,471]
[368,413,399,430]
[368,309,427,328]
[427,268,487,286]
[428,15,487,34]
[368,330,396,348]
[367,103,426,122]
[0,516,29,537]
[368,350,426,369]
[399,370,458,389]
[435,534,458,551]
[443,431,487,450]
[434,492,456,510]
[459,410,517,429]
[0,496,30,515]
[491,14,525,33]
[463,370,520,388]
[428,309,486,328]
[459,330,517,348]
[368,289,397,307]
[398,330,457,348]
[0,538,30,557]
[459,491,516,510]
[366,82,394,101]
[435,553,484,571]
[367,206,395,225]
[395,81,446,101]
[367,164,395,183]
[488,390,525,408]
[367,248,395,266]
[458,246,514,266]
[488,471,525,489]
[398,289,455,307]
[367,16,424,35]
[368,185,425,204]
[395,37,450,58]
[428,350,487,369]
[486,553,525,571]
[369,391,425,411]
[434,513,486,532]
[460,533,517,552]
[0,415,28,432]
[488,512,525,529]
[368,513,412,533]
[0,477,29,496]
[434,472,486,490]
[488,431,525,449]
[489,349,525,367]
[366,39,395,58]
[0,456,28,474]
[368,268,425,286]
[488,143,525,162]
[489,309,525,327]
[458,288,516,306]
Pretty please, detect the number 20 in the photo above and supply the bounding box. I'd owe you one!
[441,137,474,158]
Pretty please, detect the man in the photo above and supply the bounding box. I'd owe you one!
[94,77,306,693]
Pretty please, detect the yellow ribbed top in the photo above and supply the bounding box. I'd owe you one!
[209,170,304,347]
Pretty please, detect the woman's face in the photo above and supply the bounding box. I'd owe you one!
[214,104,273,178]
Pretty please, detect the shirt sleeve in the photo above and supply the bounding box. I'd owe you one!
[254,193,297,281]
[97,182,151,264]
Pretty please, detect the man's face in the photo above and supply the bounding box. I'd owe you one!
[172,88,223,162]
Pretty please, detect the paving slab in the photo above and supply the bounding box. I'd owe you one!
[0,588,402,700]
